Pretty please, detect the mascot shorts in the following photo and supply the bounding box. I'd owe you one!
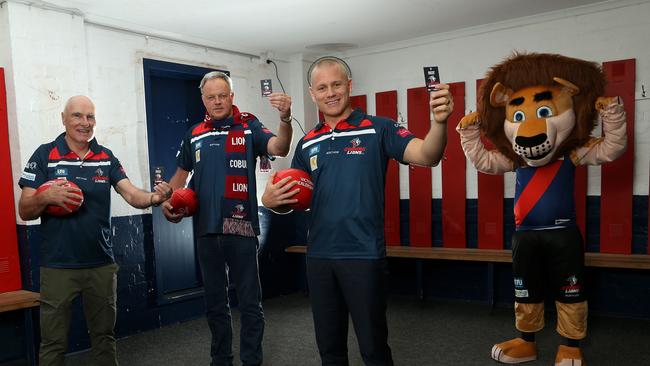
[511,226,585,304]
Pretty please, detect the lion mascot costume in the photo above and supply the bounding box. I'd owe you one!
[457,53,627,365]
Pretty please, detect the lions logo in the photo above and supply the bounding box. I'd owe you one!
[232,203,247,220]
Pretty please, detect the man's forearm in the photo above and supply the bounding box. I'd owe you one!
[272,121,293,157]
[420,121,447,165]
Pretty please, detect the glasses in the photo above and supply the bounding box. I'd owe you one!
[204,93,232,102]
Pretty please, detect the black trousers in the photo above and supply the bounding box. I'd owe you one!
[306,257,394,366]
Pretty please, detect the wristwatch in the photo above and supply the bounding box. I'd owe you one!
[280,115,292,124]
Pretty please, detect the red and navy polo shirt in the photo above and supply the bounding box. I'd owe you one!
[176,107,274,237]
[18,133,128,268]
[514,156,577,231]
[292,109,415,259]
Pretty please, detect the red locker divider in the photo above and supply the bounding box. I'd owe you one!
[350,95,367,113]
[0,68,22,292]
[600,59,635,254]
[441,82,466,247]
[407,87,432,247]
[475,79,505,249]
[376,90,401,246]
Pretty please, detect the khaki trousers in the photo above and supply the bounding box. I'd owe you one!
[39,263,119,366]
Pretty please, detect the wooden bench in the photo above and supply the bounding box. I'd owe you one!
[0,290,40,366]
[285,245,650,304]
[285,245,650,270]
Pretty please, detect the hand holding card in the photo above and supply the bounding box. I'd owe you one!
[423,66,440,92]
[261,79,273,97]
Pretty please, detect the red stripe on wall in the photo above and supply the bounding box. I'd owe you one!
[600,59,635,254]
[407,87,432,247]
[0,68,22,292]
[476,79,504,249]
[376,90,401,246]
[442,82,466,247]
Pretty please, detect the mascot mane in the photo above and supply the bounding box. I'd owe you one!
[477,52,605,165]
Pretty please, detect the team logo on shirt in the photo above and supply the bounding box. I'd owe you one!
[92,167,109,183]
[231,203,247,220]
[25,161,38,170]
[55,168,68,177]
[397,127,412,138]
[344,137,366,155]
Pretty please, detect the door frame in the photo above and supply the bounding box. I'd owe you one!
[142,58,228,304]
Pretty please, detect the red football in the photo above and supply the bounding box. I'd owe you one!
[273,168,314,211]
[169,188,198,217]
[36,179,84,216]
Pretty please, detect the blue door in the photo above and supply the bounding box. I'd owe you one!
[143,59,228,304]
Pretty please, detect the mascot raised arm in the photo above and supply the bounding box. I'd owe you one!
[457,53,627,366]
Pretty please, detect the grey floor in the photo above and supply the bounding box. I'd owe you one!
[5,293,650,365]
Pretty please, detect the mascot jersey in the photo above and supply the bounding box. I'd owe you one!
[514,157,575,231]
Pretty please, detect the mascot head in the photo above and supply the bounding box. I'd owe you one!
[477,53,605,167]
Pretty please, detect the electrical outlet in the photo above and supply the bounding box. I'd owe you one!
[258,51,274,65]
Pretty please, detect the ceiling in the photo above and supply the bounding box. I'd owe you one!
[37,0,611,56]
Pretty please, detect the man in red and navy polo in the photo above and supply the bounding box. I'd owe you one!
[18,95,172,366]
[262,57,454,366]
[162,71,293,366]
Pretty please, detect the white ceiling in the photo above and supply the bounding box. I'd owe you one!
[38,0,611,56]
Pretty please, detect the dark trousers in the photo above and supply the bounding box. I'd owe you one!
[197,235,264,366]
[306,258,394,366]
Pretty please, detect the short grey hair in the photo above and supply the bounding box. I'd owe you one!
[199,71,233,93]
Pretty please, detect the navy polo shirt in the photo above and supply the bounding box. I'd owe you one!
[292,109,415,259]
[18,133,128,268]
[176,109,274,237]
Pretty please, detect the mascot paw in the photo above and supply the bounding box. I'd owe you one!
[459,111,480,129]
[595,96,621,111]
[491,338,537,364]
[554,345,584,366]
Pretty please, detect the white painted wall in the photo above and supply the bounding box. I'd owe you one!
[3,0,650,225]
[2,2,297,223]
[342,0,650,199]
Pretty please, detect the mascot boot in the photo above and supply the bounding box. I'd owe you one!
[554,301,588,366]
[491,338,537,364]
[491,302,543,363]
[555,345,584,366]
